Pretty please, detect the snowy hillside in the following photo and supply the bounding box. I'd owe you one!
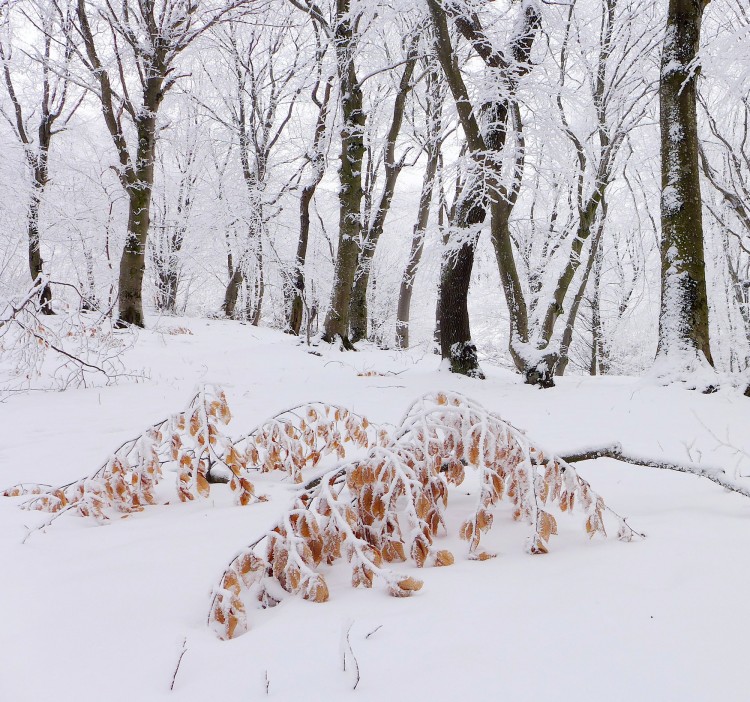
[1,318,749,702]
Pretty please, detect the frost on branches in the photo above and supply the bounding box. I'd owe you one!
[209,391,638,640]
[2,386,256,522]
[2,386,639,641]
[233,402,385,484]
[0,280,135,397]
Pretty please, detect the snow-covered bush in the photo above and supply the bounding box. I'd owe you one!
[2,385,641,642]
[209,391,637,639]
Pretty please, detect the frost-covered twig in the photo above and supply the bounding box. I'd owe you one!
[343,621,360,690]
[170,637,188,691]
[0,279,141,395]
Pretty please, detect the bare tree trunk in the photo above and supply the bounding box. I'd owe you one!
[290,185,315,334]
[438,189,485,378]
[556,201,607,376]
[433,174,448,351]
[252,235,264,326]
[396,132,440,348]
[75,0,241,328]
[349,41,418,343]
[656,0,713,366]
[27,158,53,312]
[322,0,365,349]
[118,188,152,326]
[426,0,489,377]
[0,20,72,313]
[117,115,157,327]
[428,0,540,380]
[591,244,606,374]
[156,263,180,313]
[223,267,244,319]
[289,79,333,336]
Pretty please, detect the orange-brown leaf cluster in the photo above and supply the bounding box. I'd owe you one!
[3,386,255,522]
[209,391,622,640]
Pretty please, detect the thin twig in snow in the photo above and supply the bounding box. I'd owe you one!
[342,621,360,690]
[170,637,188,691]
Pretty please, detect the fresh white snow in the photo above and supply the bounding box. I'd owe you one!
[2,317,749,702]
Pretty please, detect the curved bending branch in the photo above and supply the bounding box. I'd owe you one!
[561,444,750,499]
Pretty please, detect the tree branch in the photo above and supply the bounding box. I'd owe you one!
[561,443,750,499]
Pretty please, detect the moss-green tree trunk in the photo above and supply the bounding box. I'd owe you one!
[322,0,365,349]
[657,0,713,366]
[117,115,157,328]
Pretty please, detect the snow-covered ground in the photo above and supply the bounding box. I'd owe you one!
[2,318,749,701]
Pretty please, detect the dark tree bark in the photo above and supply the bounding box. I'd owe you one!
[437,189,486,378]
[26,152,53,312]
[75,1,164,327]
[321,0,365,349]
[426,0,489,377]
[250,235,264,326]
[118,116,158,327]
[656,0,714,366]
[427,0,540,379]
[75,0,247,328]
[223,257,244,319]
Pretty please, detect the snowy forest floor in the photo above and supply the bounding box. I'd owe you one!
[2,317,749,702]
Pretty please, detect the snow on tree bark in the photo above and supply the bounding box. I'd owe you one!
[657,0,714,374]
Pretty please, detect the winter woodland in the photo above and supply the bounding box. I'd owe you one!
[1,0,750,700]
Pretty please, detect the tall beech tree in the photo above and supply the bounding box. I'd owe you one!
[427,0,540,379]
[395,61,445,349]
[0,0,79,312]
[72,0,250,327]
[288,69,334,337]
[200,9,308,322]
[656,0,714,370]
[290,0,367,348]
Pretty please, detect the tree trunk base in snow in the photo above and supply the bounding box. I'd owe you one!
[288,295,303,336]
[447,341,484,379]
[321,331,357,351]
[114,308,145,329]
[38,283,55,315]
[517,351,559,389]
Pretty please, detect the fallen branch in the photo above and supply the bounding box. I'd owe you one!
[561,443,750,499]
